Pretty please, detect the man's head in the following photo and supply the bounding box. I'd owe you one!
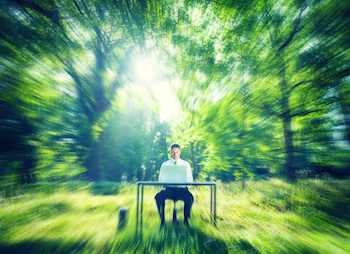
[170,143,181,161]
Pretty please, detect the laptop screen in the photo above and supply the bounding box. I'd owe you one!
[159,165,188,183]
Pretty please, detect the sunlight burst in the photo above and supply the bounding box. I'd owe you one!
[134,57,157,83]
[133,56,180,123]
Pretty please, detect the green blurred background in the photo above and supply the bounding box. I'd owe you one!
[1,0,349,186]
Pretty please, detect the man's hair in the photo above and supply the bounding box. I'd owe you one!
[170,143,180,150]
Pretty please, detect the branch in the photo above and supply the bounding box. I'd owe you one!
[277,4,307,52]
[67,70,93,118]
[269,30,275,47]
[251,101,281,118]
[13,0,60,24]
[73,0,84,17]
[78,0,107,52]
[13,0,74,43]
[288,79,317,94]
[107,38,124,54]
[125,0,142,29]
[61,60,94,120]
[125,0,146,52]
[290,109,322,118]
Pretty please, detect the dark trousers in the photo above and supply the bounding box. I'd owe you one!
[155,187,194,223]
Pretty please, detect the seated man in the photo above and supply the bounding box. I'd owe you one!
[155,143,194,227]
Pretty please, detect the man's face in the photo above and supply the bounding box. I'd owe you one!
[171,147,181,161]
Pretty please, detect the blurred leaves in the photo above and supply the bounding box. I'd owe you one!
[0,0,349,184]
[173,0,350,181]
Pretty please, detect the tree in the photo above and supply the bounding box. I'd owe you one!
[1,0,173,182]
[1,0,349,186]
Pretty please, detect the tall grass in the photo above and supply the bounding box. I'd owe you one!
[0,179,349,253]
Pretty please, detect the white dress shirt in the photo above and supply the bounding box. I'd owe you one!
[158,158,193,184]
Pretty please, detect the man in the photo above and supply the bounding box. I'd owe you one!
[155,143,194,227]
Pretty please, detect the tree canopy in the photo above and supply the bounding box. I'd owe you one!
[1,0,349,185]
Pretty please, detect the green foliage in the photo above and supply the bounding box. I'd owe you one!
[101,90,170,181]
[1,0,349,185]
[171,0,350,181]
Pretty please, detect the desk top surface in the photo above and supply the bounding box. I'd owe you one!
[136,181,216,186]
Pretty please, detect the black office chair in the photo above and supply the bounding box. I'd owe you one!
[173,200,177,221]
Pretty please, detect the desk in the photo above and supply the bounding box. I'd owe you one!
[136,182,217,227]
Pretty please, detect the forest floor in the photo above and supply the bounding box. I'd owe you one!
[0,178,349,254]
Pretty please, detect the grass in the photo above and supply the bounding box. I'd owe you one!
[0,178,349,253]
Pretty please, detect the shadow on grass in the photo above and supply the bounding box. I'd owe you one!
[88,181,122,195]
[0,201,70,236]
[0,238,91,254]
[134,221,259,254]
[190,226,259,254]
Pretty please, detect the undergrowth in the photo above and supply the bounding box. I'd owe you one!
[0,178,349,253]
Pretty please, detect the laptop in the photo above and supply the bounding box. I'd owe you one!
[159,165,188,183]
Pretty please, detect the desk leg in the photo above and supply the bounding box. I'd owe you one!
[214,184,217,223]
[141,184,144,227]
[136,184,140,228]
[210,185,213,219]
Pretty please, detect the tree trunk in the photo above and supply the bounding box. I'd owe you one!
[334,84,350,145]
[86,131,103,182]
[282,116,295,181]
[269,6,306,181]
[279,55,296,181]
[84,28,109,182]
[19,154,37,184]
[136,166,143,181]
[240,100,246,190]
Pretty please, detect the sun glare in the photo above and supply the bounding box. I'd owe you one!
[153,83,180,123]
[132,56,181,124]
[134,58,157,83]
